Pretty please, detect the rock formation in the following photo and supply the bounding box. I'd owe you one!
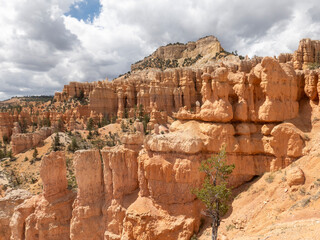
[0,112,14,141]
[11,127,53,155]
[293,38,320,69]
[9,151,75,240]
[0,189,32,240]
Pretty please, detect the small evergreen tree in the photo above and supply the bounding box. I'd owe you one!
[87,130,93,139]
[100,116,109,127]
[7,150,12,159]
[0,149,4,159]
[33,148,38,159]
[133,105,138,119]
[138,104,144,121]
[87,118,94,131]
[142,113,150,134]
[43,118,51,127]
[192,147,235,240]
[57,119,64,131]
[121,121,128,132]
[2,134,9,144]
[52,133,60,151]
[78,90,85,101]
[68,138,79,153]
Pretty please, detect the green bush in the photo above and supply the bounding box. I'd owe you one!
[68,138,79,153]
[308,62,320,70]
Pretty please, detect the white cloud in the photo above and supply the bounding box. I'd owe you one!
[0,0,319,100]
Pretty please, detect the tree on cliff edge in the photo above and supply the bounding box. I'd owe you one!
[193,147,235,240]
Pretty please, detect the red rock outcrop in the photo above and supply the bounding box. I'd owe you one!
[9,151,75,240]
[145,120,304,186]
[70,150,104,240]
[0,112,14,140]
[11,127,53,155]
[286,167,305,187]
[54,81,99,101]
[70,145,140,240]
[174,57,300,123]
[0,189,32,240]
[293,38,320,69]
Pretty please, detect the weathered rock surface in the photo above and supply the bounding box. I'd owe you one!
[11,127,53,155]
[9,151,75,240]
[0,112,13,140]
[293,38,320,69]
[287,167,305,187]
[0,189,32,240]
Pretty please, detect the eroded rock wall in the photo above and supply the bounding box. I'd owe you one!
[11,127,53,155]
[293,38,320,69]
[0,112,14,140]
[9,151,75,240]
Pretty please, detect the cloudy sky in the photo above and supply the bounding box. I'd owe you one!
[0,0,319,100]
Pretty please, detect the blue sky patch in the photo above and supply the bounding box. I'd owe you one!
[66,0,102,22]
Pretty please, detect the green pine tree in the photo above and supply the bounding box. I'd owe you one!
[33,148,38,159]
[192,147,235,240]
[87,118,94,131]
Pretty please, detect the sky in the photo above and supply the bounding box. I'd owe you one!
[0,0,319,100]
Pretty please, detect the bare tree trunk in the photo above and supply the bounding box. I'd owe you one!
[211,218,218,240]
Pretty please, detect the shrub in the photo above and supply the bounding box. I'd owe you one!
[7,150,12,159]
[52,133,61,151]
[265,173,275,183]
[226,224,236,231]
[121,121,129,132]
[87,131,93,139]
[68,138,79,153]
[33,148,38,159]
[308,62,320,70]
[87,118,94,131]
[2,135,9,144]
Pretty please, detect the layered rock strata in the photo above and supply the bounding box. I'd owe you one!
[11,127,53,155]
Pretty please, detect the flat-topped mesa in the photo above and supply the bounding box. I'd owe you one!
[131,35,224,71]
[293,38,320,70]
